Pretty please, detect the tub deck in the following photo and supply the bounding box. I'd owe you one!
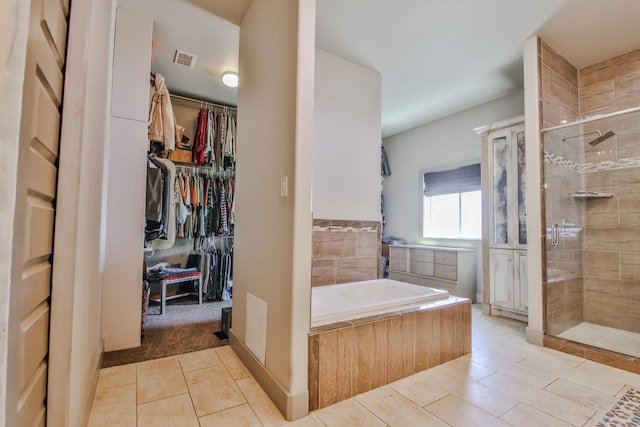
[308,280,471,411]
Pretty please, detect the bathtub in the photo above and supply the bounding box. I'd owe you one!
[308,278,470,410]
[311,279,449,326]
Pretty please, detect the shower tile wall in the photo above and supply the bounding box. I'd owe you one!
[311,220,381,286]
[541,43,640,336]
[540,41,580,129]
[579,49,640,334]
[540,41,585,330]
[579,48,640,118]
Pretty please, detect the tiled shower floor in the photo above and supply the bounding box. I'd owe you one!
[558,322,640,358]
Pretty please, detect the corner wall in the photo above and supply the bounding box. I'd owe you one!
[232,0,315,420]
[311,49,383,286]
[48,0,117,425]
[382,91,525,301]
[312,49,382,222]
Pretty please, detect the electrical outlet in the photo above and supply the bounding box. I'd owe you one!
[280,176,288,197]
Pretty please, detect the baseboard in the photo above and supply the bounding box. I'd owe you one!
[229,329,309,421]
[475,293,482,305]
[525,327,544,346]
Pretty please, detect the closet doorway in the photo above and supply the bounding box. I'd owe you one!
[102,0,242,367]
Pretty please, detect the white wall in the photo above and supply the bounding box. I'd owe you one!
[101,7,152,352]
[0,0,30,421]
[523,37,544,344]
[313,49,382,221]
[233,0,315,420]
[48,0,117,425]
[382,90,524,300]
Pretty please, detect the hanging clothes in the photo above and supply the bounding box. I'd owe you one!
[192,109,207,165]
[148,73,177,151]
[145,157,170,242]
[151,158,177,250]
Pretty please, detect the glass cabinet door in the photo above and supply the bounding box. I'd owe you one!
[516,130,527,245]
[491,135,509,245]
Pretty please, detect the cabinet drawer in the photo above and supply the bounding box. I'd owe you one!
[389,256,407,271]
[410,248,434,262]
[435,251,457,266]
[389,247,407,259]
[410,260,434,276]
[389,247,407,271]
[435,263,457,280]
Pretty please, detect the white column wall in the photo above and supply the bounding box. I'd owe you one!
[523,36,544,344]
[101,7,152,351]
[313,49,382,221]
[49,0,118,424]
[232,0,315,420]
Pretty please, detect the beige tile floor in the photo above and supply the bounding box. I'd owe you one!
[88,305,640,426]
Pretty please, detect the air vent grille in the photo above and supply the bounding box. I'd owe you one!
[173,50,197,68]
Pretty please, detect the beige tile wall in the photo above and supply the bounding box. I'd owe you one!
[311,219,381,286]
[546,277,583,336]
[579,48,640,118]
[540,41,580,129]
[541,42,640,335]
[308,300,471,411]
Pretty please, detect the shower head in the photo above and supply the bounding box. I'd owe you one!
[588,130,615,146]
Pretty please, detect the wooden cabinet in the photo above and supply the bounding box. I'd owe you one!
[388,245,475,301]
[480,117,528,319]
[489,249,527,313]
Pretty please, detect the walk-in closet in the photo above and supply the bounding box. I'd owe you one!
[102,1,240,366]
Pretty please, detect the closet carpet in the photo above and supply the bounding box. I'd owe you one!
[101,298,233,368]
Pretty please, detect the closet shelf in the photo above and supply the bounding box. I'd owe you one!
[571,191,614,199]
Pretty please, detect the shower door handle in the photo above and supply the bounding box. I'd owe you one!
[551,223,559,247]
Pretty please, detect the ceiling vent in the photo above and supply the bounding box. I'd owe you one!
[173,50,197,69]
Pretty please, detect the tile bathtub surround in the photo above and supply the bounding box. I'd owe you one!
[308,300,471,411]
[311,219,381,286]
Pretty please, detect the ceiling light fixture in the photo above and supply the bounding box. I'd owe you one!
[221,72,238,88]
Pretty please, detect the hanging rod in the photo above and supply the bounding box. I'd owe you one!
[169,92,237,111]
[174,164,235,178]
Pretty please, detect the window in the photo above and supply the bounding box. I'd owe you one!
[422,164,481,239]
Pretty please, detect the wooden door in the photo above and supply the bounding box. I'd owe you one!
[5,0,69,424]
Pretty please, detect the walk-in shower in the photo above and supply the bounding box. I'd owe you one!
[542,107,640,358]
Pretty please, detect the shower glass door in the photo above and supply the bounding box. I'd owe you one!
[543,108,640,358]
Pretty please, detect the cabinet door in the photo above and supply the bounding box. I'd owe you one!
[489,249,514,310]
[488,131,512,248]
[389,247,408,272]
[514,251,528,313]
[515,129,527,247]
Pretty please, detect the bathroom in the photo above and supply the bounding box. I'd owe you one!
[3,0,640,424]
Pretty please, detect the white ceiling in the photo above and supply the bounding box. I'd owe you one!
[119,0,640,138]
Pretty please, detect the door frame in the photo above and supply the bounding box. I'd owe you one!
[47,0,117,424]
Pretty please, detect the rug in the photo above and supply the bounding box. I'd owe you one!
[597,387,640,426]
[101,299,232,368]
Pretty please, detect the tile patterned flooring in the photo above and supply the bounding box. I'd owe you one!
[88,305,640,426]
[558,321,640,358]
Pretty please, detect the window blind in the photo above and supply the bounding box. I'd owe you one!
[423,163,481,197]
